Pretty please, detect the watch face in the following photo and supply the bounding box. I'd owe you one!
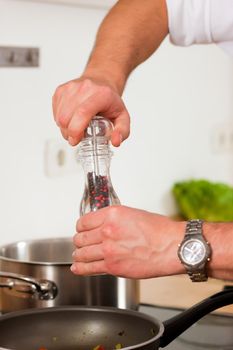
[180,239,207,266]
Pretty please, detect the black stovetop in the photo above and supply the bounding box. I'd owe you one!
[139,304,233,349]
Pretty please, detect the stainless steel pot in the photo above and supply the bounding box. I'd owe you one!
[0,237,139,313]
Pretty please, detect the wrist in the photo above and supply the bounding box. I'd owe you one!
[172,220,187,275]
[204,222,232,280]
[83,57,129,95]
[157,219,186,277]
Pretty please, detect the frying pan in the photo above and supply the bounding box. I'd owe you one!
[0,289,232,349]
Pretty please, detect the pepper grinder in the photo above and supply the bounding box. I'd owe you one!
[77,116,120,216]
[77,116,139,310]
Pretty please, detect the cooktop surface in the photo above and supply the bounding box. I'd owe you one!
[139,304,233,349]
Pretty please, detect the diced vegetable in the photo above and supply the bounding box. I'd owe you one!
[93,345,105,350]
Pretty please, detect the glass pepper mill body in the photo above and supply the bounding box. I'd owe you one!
[78,116,120,216]
[77,116,139,310]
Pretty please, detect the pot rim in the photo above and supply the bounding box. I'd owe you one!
[0,236,73,266]
[0,305,165,349]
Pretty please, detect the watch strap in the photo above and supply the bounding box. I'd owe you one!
[184,219,210,282]
[186,219,203,236]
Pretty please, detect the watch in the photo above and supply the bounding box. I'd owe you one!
[178,219,211,282]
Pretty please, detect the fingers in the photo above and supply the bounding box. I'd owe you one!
[53,78,130,147]
[73,228,103,247]
[66,90,125,145]
[53,79,93,127]
[71,260,107,276]
[76,208,108,232]
[111,110,130,146]
[73,243,103,262]
[71,243,130,277]
[110,130,122,147]
[71,241,126,276]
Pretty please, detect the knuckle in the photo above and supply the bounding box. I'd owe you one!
[75,106,87,118]
[68,106,89,123]
[105,261,120,275]
[74,232,86,248]
[53,81,77,102]
[79,247,88,262]
[53,84,66,100]
[98,85,113,99]
[67,80,78,90]
[80,232,88,246]
[73,233,79,245]
[77,78,95,95]
[101,223,115,238]
[80,78,93,88]
[73,235,80,248]
[59,115,69,128]
[72,249,78,260]
[76,220,80,232]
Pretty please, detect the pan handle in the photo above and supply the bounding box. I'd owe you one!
[0,271,58,300]
[160,289,233,348]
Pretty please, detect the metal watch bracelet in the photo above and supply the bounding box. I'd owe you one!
[182,219,211,282]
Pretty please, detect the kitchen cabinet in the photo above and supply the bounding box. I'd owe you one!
[21,0,117,8]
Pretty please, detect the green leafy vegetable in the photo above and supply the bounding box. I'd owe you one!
[172,179,233,222]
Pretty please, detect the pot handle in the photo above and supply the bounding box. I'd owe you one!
[0,271,58,300]
[160,289,233,348]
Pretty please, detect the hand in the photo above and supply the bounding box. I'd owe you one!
[71,206,185,279]
[52,77,130,147]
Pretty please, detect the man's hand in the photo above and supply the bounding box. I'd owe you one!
[52,78,130,147]
[52,0,168,147]
[71,206,185,279]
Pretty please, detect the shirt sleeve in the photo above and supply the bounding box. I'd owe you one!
[166,0,233,47]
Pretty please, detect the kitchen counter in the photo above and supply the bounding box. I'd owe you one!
[140,275,233,314]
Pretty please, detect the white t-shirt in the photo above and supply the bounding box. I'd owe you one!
[166,0,233,55]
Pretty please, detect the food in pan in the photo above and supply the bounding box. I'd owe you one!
[38,342,122,350]
[93,344,122,350]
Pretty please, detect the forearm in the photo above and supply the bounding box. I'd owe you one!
[83,0,168,94]
[71,205,233,280]
[204,222,233,281]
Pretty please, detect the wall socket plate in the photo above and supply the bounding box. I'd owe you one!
[44,139,79,177]
[211,123,233,154]
[0,46,39,67]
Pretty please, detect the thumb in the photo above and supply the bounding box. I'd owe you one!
[111,111,130,147]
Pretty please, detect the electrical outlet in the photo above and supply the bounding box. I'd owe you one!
[211,124,233,154]
[44,139,79,177]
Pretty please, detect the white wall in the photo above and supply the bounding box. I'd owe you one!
[0,0,233,245]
